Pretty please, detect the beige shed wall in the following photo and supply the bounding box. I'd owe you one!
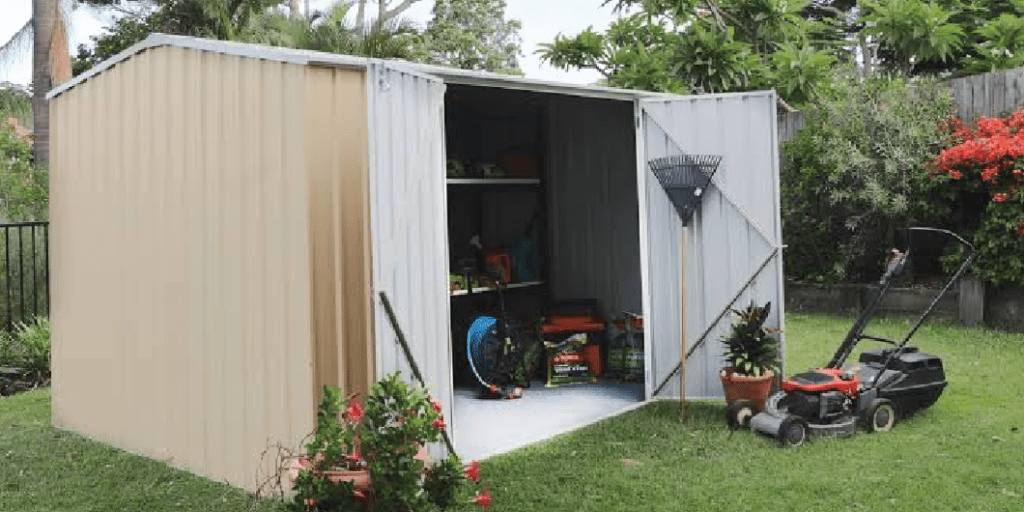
[49,46,325,490]
[304,65,375,405]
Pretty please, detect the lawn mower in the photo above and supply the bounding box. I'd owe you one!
[729,227,977,447]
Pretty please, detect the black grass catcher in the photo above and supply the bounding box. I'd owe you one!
[648,154,722,226]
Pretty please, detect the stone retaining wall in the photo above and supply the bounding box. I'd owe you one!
[786,280,1024,333]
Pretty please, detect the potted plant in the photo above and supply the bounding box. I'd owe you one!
[286,371,491,511]
[719,301,780,412]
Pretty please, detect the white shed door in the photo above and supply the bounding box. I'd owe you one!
[368,63,454,454]
[638,93,785,400]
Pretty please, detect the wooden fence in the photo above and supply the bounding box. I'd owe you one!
[949,67,1024,121]
[777,66,1024,145]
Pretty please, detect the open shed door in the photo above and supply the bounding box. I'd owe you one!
[637,92,785,400]
[368,63,454,455]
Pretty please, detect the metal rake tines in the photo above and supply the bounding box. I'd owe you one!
[647,154,722,225]
[647,154,722,188]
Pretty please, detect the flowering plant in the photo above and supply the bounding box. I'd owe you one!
[929,111,1024,283]
[288,371,490,511]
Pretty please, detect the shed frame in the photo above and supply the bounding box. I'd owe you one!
[48,33,785,489]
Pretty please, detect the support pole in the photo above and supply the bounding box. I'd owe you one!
[679,228,689,422]
[379,292,458,457]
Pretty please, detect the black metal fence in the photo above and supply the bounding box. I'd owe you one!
[0,222,49,333]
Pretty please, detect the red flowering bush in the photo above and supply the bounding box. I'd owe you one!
[289,371,489,511]
[929,111,1024,283]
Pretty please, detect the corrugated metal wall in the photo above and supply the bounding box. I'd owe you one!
[50,46,320,490]
[367,63,455,457]
[547,96,642,320]
[304,65,375,404]
[641,92,784,399]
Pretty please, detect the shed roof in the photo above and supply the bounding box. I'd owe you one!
[48,33,789,107]
[48,33,667,102]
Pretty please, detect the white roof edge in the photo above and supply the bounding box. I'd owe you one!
[638,88,780,103]
[47,33,659,102]
[47,33,779,106]
[47,33,371,99]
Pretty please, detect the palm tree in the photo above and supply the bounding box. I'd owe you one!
[0,0,75,166]
[32,0,72,166]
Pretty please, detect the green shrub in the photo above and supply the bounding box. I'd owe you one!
[0,316,51,383]
[0,126,48,222]
[781,70,953,282]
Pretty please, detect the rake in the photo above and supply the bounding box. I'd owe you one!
[648,153,722,422]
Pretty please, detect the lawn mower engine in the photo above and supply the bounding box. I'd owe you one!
[749,368,861,445]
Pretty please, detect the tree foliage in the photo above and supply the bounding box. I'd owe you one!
[73,0,426,72]
[539,0,838,104]
[0,126,48,221]
[781,71,953,282]
[422,0,523,74]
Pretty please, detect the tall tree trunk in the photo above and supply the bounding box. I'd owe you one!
[32,0,57,167]
[355,0,366,31]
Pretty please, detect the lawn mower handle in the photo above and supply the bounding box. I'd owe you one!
[826,227,976,370]
[865,228,976,389]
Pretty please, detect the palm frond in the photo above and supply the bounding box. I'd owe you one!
[0,21,33,76]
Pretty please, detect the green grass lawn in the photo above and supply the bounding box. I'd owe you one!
[2,313,1023,511]
[0,389,268,512]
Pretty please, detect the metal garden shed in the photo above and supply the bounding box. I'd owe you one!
[47,33,785,490]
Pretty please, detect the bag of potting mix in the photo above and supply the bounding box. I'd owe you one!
[545,333,597,387]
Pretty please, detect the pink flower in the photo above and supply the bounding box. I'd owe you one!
[993,192,1009,203]
[471,487,492,510]
[288,458,312,482]
[430,397,443,414]
[345,400,364,423]
[431,417,445,430]
[464,460,481,484]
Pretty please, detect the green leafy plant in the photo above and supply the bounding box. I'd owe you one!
[781,70,953,282]
[0,124,48,221]
[289,371,489,511]
[721,302,779,377]
[0,316,51,395]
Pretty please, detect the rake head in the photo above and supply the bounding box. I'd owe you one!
[648,154,722,225]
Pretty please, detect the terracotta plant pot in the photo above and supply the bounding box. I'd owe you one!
[720,367,775,411]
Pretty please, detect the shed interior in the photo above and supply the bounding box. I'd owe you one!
[442,84,646,460]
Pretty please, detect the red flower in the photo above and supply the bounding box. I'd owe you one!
[993,193,1009,203]
[345,400,364,423]
[949,170,961,180]
[1016,221,1024,236]
[431,417,445,430]
[430,397,443,414]
[982,166,1000,181]
[464,460,481,484]
[471,487,492,510]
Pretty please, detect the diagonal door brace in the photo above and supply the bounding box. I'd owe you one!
[652,247,779,397]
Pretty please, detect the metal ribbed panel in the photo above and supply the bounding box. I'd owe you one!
[546,96,642,321]
[49,46,316,491]
[367,63,454,459]
[641,92,784,399]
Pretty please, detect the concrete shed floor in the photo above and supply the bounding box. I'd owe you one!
[453,379,644,461]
